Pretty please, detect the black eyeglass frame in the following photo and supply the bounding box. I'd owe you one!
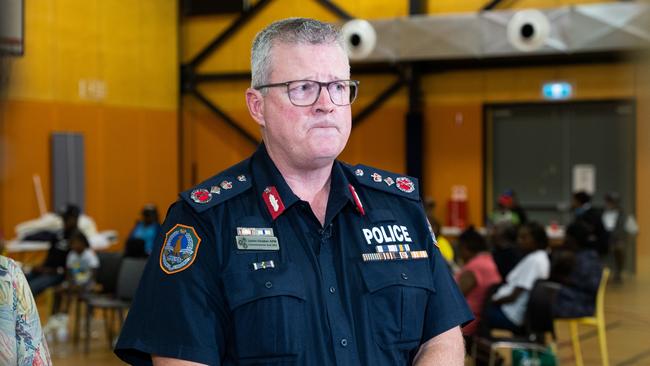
[254,79,360,107]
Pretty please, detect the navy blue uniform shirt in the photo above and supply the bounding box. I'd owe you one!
[115,144,472,365]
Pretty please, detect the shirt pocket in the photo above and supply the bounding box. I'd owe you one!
[222,263,306,363]
[359,259,435,350]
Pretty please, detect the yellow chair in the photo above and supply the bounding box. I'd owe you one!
[554,267,610,366]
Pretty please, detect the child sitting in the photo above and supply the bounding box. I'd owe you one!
[45,230,99,341]
[65,229,99,296]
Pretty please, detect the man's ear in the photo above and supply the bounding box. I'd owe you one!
[246,88,265,127]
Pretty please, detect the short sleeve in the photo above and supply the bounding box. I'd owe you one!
[65,252,74,268]
[509,252,550,290]
[86,251,100,269]
[114,202,227,366]
[419,211,473,341]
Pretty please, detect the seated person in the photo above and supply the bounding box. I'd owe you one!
[431,218,455,269]
[47,230,100,335]
[65,230,99,296]
[504,189,528,224]
[489,222,522,278]
[0,255,52,365]
[423,199,455,268]
[490,194,521,226]
[455,227,502,338]
[124,204,161,257]
[526,221,603,334]
[553,223,603,318]
[25,204,80,299]
[483,222,550,334]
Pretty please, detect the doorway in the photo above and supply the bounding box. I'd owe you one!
[485,100,636,271]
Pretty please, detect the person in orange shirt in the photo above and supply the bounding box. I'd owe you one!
[455,227,502,340]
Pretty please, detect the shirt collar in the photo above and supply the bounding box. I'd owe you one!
[250,144,359,221]
[326,160,358,220]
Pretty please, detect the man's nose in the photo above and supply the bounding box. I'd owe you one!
[313,85,335,113]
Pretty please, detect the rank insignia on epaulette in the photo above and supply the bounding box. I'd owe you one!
[371,173,382,182]
[191,189,212,204]
[160,224,202,274]
[221,180,233,190]
[210,186,221,194]
[237,175,247,182]
[396,177,415,193]
[354,169,364,177]
[384,177,394,186]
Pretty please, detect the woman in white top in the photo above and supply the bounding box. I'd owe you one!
[482,222,550,334]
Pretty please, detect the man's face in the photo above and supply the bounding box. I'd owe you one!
[256,42,352,169]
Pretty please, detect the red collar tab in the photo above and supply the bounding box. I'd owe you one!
[348,184,365,216]
[263,186,286,220]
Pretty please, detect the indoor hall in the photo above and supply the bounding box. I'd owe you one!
[1,0,649,365]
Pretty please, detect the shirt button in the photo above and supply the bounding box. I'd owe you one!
[401,273,408,280]
[265,281,273,289]
[329,286,336,294]
[340,338,348,347]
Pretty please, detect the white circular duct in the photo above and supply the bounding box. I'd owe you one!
[341,19,377,60]
[507,9,551,52]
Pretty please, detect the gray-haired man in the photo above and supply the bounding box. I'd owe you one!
[115,18,471,366]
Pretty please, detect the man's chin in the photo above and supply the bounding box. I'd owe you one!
[300,148,342,169]
[310,141,344,158]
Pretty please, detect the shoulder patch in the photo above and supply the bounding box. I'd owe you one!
[180,159,252,213]
[159,224,202,274]
[345,164,421,201]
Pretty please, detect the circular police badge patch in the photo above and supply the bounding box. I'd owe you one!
[396,177,415,193]
[159,224,202,274]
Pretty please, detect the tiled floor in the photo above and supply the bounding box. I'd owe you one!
[45,270,650,366]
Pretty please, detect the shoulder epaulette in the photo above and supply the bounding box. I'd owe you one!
[180,159,252,213]
[344,163,421,201]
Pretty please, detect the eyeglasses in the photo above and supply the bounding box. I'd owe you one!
[254,79,360,107]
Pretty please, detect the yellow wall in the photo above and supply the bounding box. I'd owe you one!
[0,0,178,246]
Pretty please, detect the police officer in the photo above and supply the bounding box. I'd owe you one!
[115,18,472,365]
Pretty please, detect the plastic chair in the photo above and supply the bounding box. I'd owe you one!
[82,257,147,353]
[472,281,556,366]
[472,336,551,366]
[554,267,610,366]
[72,251,122,346]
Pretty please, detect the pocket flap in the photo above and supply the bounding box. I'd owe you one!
[366,209,396,223]
[222,264,306,310]
[359,260,435,294]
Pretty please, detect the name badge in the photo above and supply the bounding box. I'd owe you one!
[236,235,280,251]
